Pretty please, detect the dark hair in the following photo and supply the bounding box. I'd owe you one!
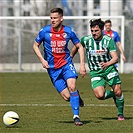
[50,8,63,16]
[105,19,112,24]
[90,18,105,30]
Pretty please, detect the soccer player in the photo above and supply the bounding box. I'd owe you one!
[72,19,125,120]
[103,20,126,63]
[33,7,86,126]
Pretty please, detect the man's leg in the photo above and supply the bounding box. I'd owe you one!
[113,84,125,120]
[60,89,84,107]
[67,78,83,126]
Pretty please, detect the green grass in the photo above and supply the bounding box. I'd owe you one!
[0,72,133,133]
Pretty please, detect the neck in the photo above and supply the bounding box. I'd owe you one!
[53,24,62,32]
[95,35,103,41]
[106,30,111,32]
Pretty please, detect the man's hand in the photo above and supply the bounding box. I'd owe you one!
[41,59,49,69]
[100,62,109,69]
[121,54,126,62]
[80,64,86,78]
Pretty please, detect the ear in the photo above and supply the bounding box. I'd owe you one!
[61,17,64,22]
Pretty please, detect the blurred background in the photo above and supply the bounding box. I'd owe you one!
[0,0,133,73]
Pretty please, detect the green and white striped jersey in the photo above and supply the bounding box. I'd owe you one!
[81,34,116,71]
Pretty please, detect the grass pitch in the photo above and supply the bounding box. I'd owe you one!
[0,72,133,133]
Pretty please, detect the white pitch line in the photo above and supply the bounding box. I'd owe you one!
[0,104,133,107]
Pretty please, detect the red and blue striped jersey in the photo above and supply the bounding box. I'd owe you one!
[102,30,120,45]
[35,24,80,69]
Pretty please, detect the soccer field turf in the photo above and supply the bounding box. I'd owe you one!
[0,72,133,133]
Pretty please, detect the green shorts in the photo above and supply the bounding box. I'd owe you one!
[90,66,121,89]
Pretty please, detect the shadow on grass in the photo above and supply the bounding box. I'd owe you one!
[122,90,133,92]
[99,116,133,120]
[4,125,20,128]
[56,116,133,125]
[56,120,102,125]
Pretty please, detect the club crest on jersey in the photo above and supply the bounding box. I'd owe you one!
[111,33,114,38]
[49,33,52,37]
[62,33,67,38]
[103,43,108,49]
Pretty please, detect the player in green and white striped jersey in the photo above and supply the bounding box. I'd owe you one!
[81,34,116,71]
[71,18,125,120]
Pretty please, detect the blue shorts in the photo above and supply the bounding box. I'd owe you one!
[47,62,78,93]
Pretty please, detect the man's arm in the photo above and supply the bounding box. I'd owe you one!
[100,51,118,69]
[116,42,126,62]
[71,43,86,77]
[33,41,49,69]
[70,45,78,58]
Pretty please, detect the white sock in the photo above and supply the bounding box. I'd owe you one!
[73,115,79,119]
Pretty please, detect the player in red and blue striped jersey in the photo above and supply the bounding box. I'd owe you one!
[103,20,126,63]
[33,7,86,126]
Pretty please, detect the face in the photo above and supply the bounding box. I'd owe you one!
[50,12,63,30]
[91,25,103,40]
[105,22,112,32]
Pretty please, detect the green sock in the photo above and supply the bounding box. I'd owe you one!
[116,94,124,115]
[104,90,115,99]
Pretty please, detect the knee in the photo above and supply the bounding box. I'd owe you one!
[68,84,76,92]
[96,94,105,100]
[64,96,70,101]
[115,90,122,97]
[94,93,105,100]
[94,90,105,100]
[113,85,122,97]
[62,93,70,101]
[94,87,105,100]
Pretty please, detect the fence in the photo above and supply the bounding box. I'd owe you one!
[0,16,132,73]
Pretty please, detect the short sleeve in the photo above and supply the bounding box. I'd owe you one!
[108,39,117,52]
[35,28,45,44]
[70,30,80,45]
[115,32,120,42]
[80,37,85,47]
